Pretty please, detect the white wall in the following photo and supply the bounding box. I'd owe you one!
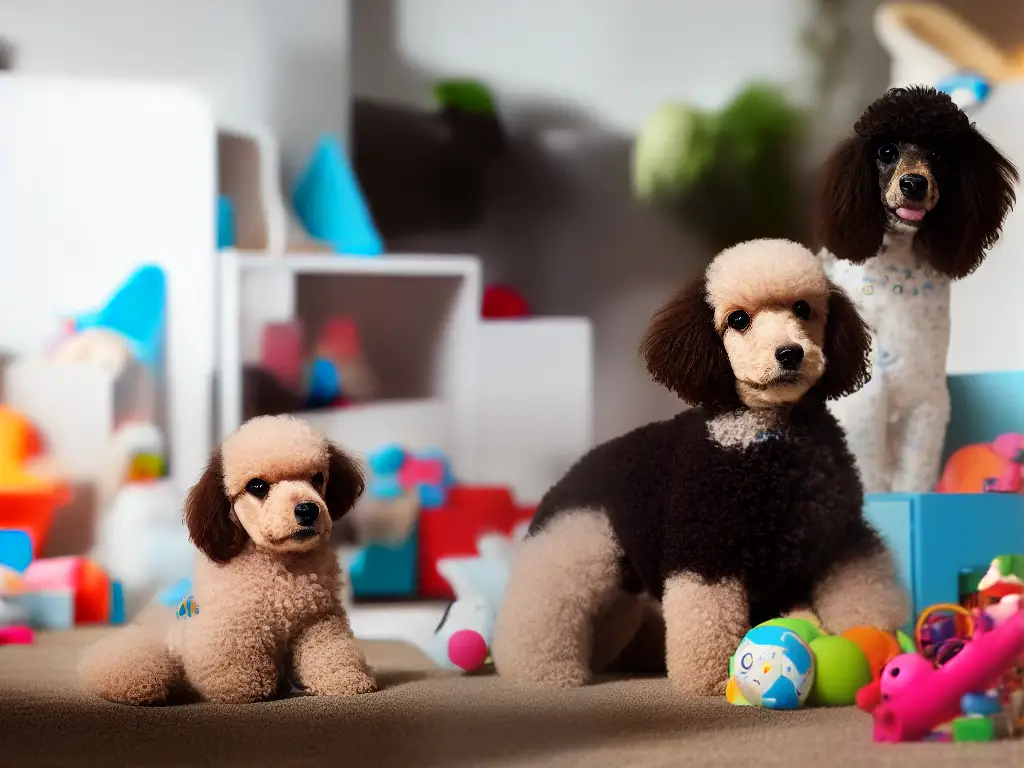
[0,0,350,180]
[948,87,1024,374]
[351,0,891,442]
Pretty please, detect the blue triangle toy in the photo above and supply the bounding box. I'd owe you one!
[75,265,167,370]
[292,135,384,257]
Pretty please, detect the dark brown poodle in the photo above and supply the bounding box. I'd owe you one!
[492,239,909,696]
[814,84,1017,279]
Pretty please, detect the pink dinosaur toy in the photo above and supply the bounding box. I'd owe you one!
[858,604,1024,742]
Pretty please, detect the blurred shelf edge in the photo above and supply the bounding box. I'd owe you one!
[216,249,482,479]
[221,249,482,279]
[296,397,451,459]
[216,247,596,502]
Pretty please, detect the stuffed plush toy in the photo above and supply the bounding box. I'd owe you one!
[429,526,527,672]
[492,238,910,695]
[78,415,377,704]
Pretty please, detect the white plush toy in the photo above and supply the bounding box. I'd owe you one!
[430,523,528,672]
[89,422,195,619]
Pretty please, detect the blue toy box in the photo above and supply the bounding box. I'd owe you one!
[863,372,1024,626]
[864,492,1023,625]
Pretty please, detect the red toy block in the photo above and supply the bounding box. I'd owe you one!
[317,317,361,361]
[417,485,535,600]
[24,556,111,624]
[260,321,305,391]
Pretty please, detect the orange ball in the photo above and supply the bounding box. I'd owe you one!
[840,626,901,679]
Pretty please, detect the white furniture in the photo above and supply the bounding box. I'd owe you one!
[476,319,592,502]
[217,252,596,502]
[217,251,483,479]
[0,75,216,491]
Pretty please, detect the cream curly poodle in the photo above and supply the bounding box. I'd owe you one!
[79,415,377,705]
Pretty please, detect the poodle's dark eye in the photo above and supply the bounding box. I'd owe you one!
[792,300,811,320]
[245,478,270,499]
[726,310,751,331]
[877,143,899,164]
[311,471,325,489]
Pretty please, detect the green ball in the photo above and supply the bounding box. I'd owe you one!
[757,617,822,646]
[808,636,873,706]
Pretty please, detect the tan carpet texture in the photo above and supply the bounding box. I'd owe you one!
[0,629,1018,767]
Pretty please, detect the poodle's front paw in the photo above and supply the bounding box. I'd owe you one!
[667,649,732,696]
[663,573,748,697]
[305,666,378,697]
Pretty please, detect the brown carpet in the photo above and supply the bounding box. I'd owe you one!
[0,629,1017,767]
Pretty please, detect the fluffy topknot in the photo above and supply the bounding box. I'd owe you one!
[853,86,970,143]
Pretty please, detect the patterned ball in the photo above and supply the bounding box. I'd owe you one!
[734,625,815,709]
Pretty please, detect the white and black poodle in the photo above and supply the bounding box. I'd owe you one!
[814,86,1017,493]
[492,238,910,695]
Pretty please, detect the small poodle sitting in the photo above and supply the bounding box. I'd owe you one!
[815,86,1017,492]
[492,239,910,695]
[79,415,377,704]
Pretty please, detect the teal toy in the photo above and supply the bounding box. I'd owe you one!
[292,134,384,256]
[75,265,167,370]
[349,522,418,599]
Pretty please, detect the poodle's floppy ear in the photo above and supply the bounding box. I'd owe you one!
[183,450,246,564]
[815,284,873,401]
[916,128,1018,279]
[324,444,366,521]
[813,135,887,263]
[639,278,739,410]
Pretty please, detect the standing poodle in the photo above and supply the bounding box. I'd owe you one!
[79,415,377,704]
[814,86,1017,493]
[492,239,909,695]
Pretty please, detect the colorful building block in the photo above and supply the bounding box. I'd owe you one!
[399,456,450,509]
[349,523,418,599]
[0,625,33,645]
[0,529,33,572]
[952,716,995,742]
[10,591,74,629]
[368,476,404,500]
[864,493,1024,629]
[23,557,111,624]
[109,580,125,625]
[368,444,406,476]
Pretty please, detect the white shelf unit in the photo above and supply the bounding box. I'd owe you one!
[217,251,482,477]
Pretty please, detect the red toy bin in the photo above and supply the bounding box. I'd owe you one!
[0,485,71,556]
[417,485,535,600]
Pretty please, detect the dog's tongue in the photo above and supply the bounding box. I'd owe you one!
[897,207,926,222]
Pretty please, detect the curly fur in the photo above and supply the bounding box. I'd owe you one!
[78,415,376,705]
[494,239,908,695]
[813,86,1018,492]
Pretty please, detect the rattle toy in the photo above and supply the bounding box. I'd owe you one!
[859,602,1024,743]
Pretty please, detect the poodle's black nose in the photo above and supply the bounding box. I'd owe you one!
[899,173,928,201]
[775,345,804,371]
[294,502,320,526]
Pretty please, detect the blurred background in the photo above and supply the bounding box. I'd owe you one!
[0,0,1022,655]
